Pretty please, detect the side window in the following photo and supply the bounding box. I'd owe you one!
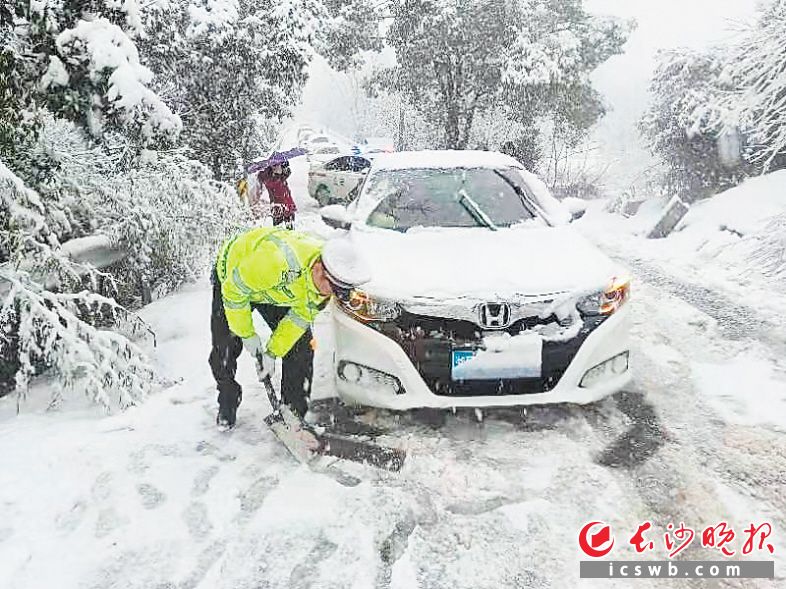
[349,157,371,172]
[324,157,347,171]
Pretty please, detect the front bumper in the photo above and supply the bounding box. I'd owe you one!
[330,301,632,410]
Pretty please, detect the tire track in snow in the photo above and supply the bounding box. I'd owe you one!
[606,250,786,513]
[585,268,786,587]
[614,254,786,351]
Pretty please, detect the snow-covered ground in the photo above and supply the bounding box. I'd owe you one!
[580,172,786,324]
[2,133,786,588]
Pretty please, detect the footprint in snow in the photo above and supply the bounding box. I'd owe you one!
[136,483,167,510]
[182,501,213,540]
[95,507,127,538]
[288,535,339,589]
[56,500,88,533]
[128,443,186,475]
[234,475,278,524]
[191,465,220,497]
[91,471,114,502]
[195,440,236,463]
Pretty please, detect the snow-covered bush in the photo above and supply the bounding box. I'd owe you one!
[22,117,246,303]
[0,159,154,409]
[0,115,245,405]
[104,152,246,302]
[2,275,155,409]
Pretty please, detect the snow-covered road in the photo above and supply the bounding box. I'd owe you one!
[2,155,785,588]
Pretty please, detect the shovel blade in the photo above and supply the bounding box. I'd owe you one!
[319,433,406,472]
[264,413,320,464]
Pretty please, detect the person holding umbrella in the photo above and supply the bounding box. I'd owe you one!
[250,148,306,229]
[257,161,295,228]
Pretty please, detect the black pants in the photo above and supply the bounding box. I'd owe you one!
[208,270,313,417]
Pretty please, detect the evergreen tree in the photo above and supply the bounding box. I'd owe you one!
[376,0,629,152]
[641,0,786,201]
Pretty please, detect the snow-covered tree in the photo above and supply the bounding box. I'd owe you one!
[139,0,307,177]
[355,86,441,150]
[140,0,381,178]
[376,0,630,151]
[641,0,786,200]
[1,3,245,406]
[2,0,180,160]
[709,0,786,171]
[317,0,383,71]
[0,157,155,409]
[639,48,745,201]
[1,115,245,405]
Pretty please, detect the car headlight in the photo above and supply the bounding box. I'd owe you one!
[576,276,631,316]
[337,288,401,322]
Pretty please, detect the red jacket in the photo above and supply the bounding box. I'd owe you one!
[257,165,296,218]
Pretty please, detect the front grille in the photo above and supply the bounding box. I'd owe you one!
[370,311,606,397]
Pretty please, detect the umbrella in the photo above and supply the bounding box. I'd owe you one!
[247,147,307,174]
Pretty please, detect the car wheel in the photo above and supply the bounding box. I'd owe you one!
[315,185,330,206]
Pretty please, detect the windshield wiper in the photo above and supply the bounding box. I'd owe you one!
[457,189,498,231]
[492,169,542,222]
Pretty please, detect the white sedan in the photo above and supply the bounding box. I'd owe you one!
[308,155,372,206]
[320,150,632,410]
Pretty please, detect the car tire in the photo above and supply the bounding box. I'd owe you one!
[315,185,331,206]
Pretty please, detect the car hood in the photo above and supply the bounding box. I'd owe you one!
[349,224,624,303]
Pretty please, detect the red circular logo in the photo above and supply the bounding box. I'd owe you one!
[578,521,615,558]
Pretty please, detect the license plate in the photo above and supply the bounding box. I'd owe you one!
[451,335,543,380]
[451,350,476,370]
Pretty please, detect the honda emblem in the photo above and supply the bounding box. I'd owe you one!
[478,302,511,329]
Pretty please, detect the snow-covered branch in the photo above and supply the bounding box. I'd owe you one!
[1,156,156,409]
[1,271,154,410]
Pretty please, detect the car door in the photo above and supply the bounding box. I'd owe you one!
[339,157,370,200]
[310,157,345,202]
[325,157,353,200]
[308,160,329,197]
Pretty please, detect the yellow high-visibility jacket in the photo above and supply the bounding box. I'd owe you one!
[215,227,328,357]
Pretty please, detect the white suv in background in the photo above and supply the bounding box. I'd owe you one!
[309,155,372,206]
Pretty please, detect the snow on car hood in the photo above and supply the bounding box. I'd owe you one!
[350,224,623,302]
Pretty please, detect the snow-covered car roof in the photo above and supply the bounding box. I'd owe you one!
[369,150,522,171]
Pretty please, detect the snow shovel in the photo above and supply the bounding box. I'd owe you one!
[261,377,406,472]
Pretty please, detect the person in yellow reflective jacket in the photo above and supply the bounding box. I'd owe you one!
[209,227,369,429]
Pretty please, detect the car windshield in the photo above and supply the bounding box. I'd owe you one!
[364,167,540,231]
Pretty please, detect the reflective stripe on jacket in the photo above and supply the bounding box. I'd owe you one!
[215,227,328,357]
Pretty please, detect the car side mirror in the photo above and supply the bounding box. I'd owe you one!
[570,209,586,222]
[320,204,352,230]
